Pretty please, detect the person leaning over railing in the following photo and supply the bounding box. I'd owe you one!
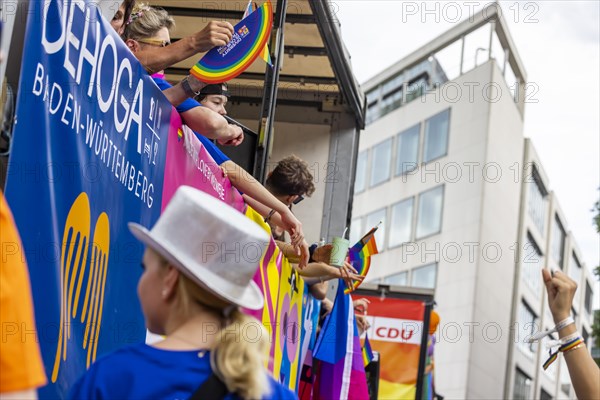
[539,269,600,399]
[247,155,365,296]
[121,5,309,268]
[121,4,244,147]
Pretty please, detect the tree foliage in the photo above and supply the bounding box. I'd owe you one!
[592,193,600,361]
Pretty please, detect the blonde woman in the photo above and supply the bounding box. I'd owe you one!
[122,4,309,268]
[69,187,296,399]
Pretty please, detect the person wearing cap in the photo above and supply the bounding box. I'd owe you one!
[68,186,296,400]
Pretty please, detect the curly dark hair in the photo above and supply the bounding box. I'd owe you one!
[266,155,315,197]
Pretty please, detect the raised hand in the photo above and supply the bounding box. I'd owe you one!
[542,269,577,323]
[193,21,234,52]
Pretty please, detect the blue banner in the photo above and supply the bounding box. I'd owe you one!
[4,1,171,398]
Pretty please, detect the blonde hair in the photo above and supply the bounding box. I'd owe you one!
[176,274,271,400]
[123,3,174,41]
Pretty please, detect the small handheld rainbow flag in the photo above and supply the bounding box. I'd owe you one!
[344,224,379,294]
[243,0,272,67]
[362,333,374,367]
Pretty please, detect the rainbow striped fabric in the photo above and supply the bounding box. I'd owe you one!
[344,226,379,294]
[362,333,374,367]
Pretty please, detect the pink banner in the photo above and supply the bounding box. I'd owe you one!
[161,110,245,212]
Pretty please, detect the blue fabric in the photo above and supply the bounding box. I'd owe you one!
[312,282,350,364]
[153,76,201,113]
[195,134,231,165]
[68,343,297,400]
[152,77,231,165]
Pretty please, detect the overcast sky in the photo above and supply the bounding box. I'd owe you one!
[337,1,599,283]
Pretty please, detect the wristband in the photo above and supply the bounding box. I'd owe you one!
[263,209,276,223]
[543,336,584,370]
[546,331,580,348]
[181,75,202,97]
[528,316,574,342]
[562,343,585,356]
[308,244,317,263]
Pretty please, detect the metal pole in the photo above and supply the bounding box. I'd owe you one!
[415,301,433,400]
[253,0,288,182]
[459,35,465,75]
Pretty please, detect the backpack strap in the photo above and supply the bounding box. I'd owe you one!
[188,373,230,400]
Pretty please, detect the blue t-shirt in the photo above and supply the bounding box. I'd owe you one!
[68,343,297,400]
[153,77,230,166]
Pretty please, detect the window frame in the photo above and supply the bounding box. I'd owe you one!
[422,108,451,164]
[395,123,421,177]
[410,262,438,289]
[522,233,543,295]
[527,165,548,235]
[513,367,533,400]
[388,197,415,249]
[369,138,393,188]
[354,150,369,194]
[517,300,538,356]
[551,215,566,269]
[415,185,445,240]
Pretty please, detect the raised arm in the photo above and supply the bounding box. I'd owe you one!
[135,21,234,74]
[542,269,600,400]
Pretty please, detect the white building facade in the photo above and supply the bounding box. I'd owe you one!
[351,6,595,399]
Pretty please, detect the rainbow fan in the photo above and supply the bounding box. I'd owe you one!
[189,0,273,84]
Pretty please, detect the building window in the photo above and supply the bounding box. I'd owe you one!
[383,271,408,286]
[570,253,582,306]
[582,327,589,347]
[585,281,593,314]
[380,89,403,116]
[528,166,548,235]
[366,208,387,252]
[522,234,543,295]
[513,368,532,400]
[411,263,437,289]
[540,388,553,400]
[542,333,558,379]
[569,253,582,285]
[354,151,368,193]
[395,124,420,175]
[517,301,538,354]
[388,198,414,248]
[551,216,566,268]
[560,359,571,395]
[370,138,392,187]
[423,109,450,163]
[349,218,363,245]
[416,186,444,239]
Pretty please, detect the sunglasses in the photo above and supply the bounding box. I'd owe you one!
[292,195,304,205]
[138,38,171,47]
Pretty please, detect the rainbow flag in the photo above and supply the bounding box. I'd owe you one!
[243,0,273,67]
[362,333,374,367]
[344,226,379,294]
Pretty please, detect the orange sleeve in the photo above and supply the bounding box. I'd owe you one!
[0,192,47,393]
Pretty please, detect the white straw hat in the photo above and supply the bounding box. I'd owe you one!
[128,186,269,310]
